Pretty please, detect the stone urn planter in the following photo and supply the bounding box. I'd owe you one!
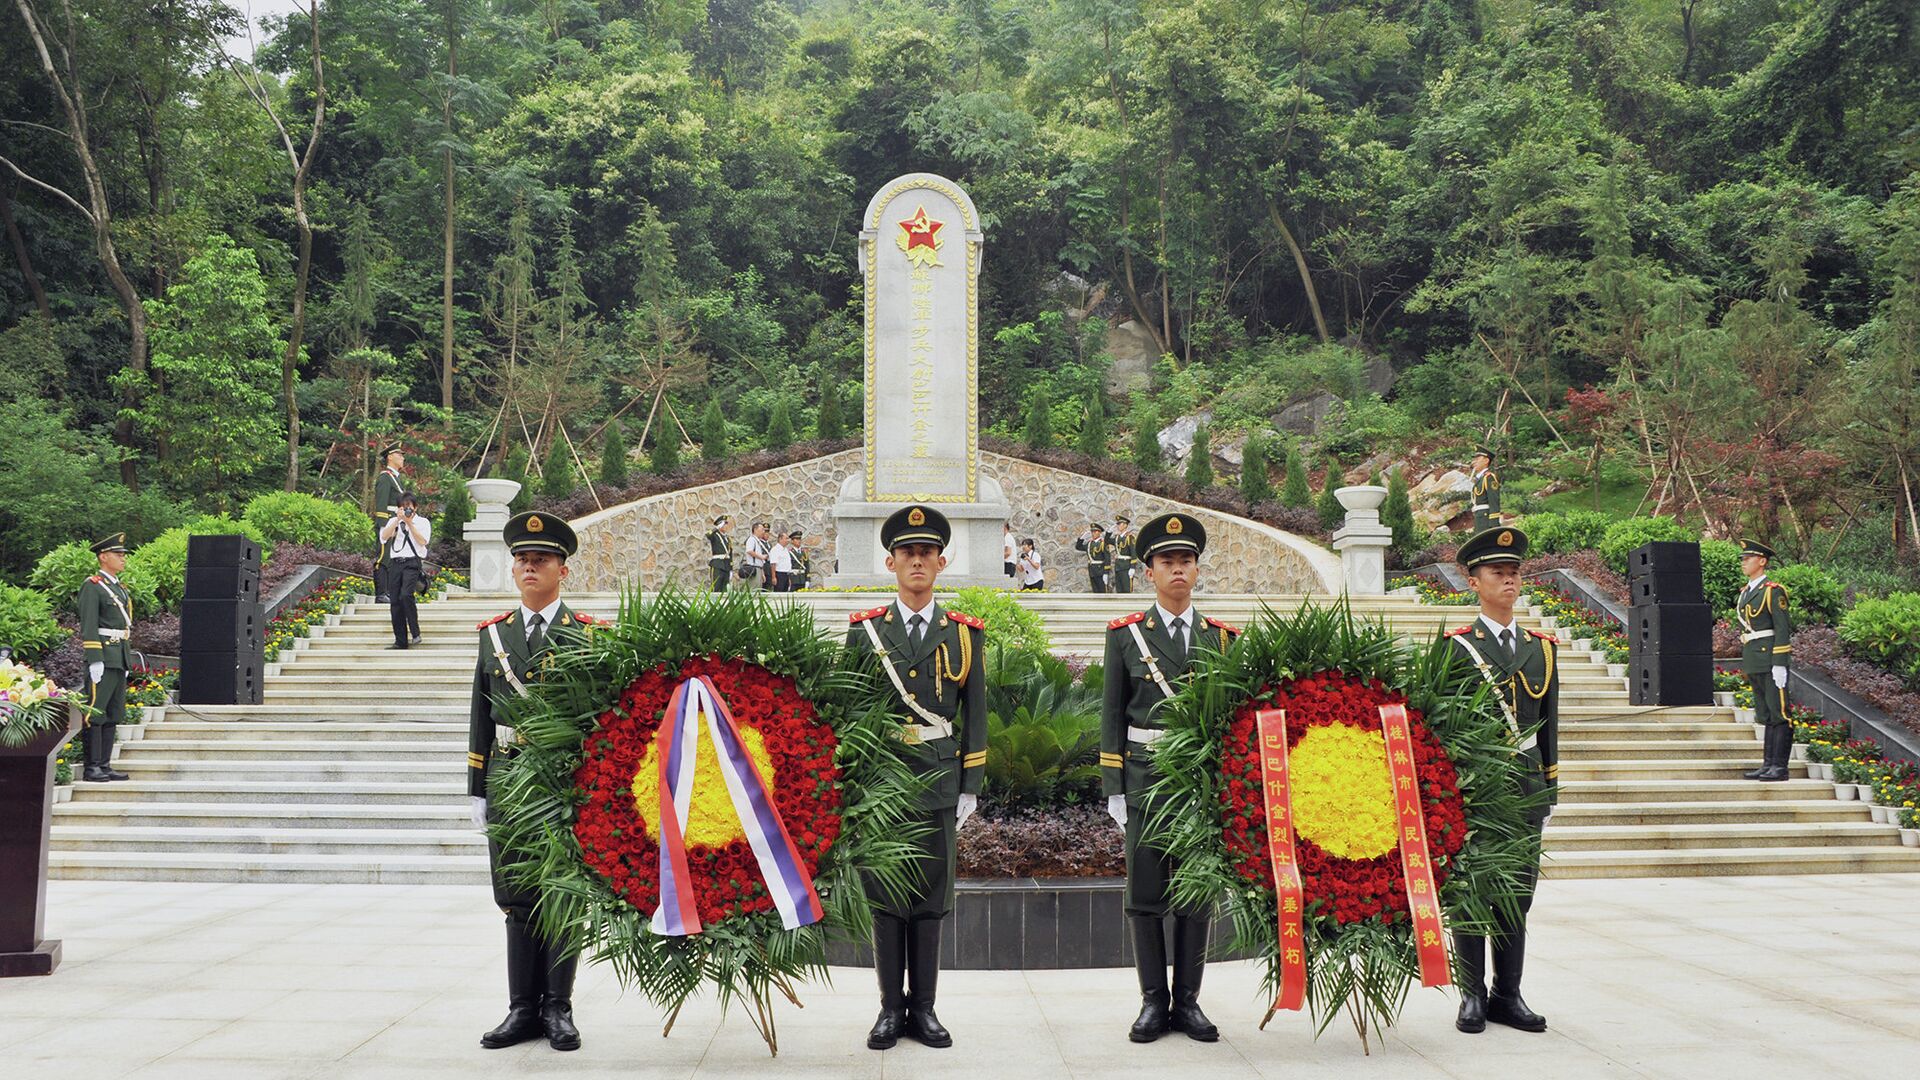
[0,702,82,976]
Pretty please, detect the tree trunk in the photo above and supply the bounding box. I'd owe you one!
[0,184,51,319]
[279,3,326,490]
[440,1,459,411]
[1268,204,1330,343]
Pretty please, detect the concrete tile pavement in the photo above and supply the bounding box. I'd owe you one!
[2,875,1915,1079]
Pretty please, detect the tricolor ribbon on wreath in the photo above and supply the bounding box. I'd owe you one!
[651,675,825,937]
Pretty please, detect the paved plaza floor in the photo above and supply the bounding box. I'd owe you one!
[3,875,1916,1079]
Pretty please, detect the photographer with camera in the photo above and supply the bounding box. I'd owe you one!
[380,493,432,649]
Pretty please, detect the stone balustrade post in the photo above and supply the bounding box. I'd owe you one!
[463,478,522,594]
[1331,485,1392,596]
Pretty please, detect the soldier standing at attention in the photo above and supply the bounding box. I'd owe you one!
[846,505,987,1052]
[1101,513,1238,1044]
[788,530,812,590]
[1445,526,1557,1036]
[371,444,408,603]
[1110,515,1136,593]
[706,516,734,592]
[1736,539,1794,781]
[77,533,134,783]
[1076,522,1113,593]
[1468,447,1501,533]
[469,511,598,1053]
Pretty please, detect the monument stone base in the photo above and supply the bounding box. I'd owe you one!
[828,472,1012,590]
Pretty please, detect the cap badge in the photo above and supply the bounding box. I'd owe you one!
[528,516,545,533]
[908,508,926,526]
[1497,530,1512,546]
[1167,518,1183,534]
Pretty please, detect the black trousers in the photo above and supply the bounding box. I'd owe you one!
[388,557,421,644]
[710,561,730,591]
[1454,824,1541,997]
[1748,671,1788,728]
[1087,568,1109,593]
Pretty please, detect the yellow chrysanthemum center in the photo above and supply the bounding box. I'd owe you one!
[1288,724,1398,860]
[630,712,774,847]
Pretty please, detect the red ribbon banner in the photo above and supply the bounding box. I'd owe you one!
[1378,703,1450,988]
[1255,707,1307,1013]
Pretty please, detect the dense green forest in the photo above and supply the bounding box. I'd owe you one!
[2,0,1918,584]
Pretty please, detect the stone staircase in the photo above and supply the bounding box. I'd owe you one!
[48,591,1920,883]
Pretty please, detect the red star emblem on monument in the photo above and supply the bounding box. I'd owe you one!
[895,205,945,267]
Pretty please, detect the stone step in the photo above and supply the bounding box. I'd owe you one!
[1556,779,1835,804]
[1557,760,1805,781]
[117,740,465,761]
[137,722,467,742]
[265,689,475,703]
[1563,741,1763,762]
[1540,845,1920,879]
[53,802,471,829]
[48,826,487,856]
[1543,821,1902,851]
[46,851,490,885]
[1558,722,1755,741]
[65,781,462,805]
[1546,801,1873,826]
[159,705,469,722]
[114,760,464,782]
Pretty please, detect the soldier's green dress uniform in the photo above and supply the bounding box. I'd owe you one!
[789,536,812,590]
[469,511,595,1052]
[1736,539,1794,782]
[1076,526,1114,593]
[1445,526,1558,1036]
[1100,512,1238,1043]
[1111,517,1136,593]
[1469,447,1501,533]
[844,505,987,1052]
[371,447,407,601]
[77,533,133,783]
[706,520,733,592]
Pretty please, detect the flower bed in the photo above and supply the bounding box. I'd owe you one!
[126,666,177,711]
[264,575,373,662]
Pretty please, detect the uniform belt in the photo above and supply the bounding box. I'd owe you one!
[98,628,129,640]
[709,556,730,563]
[897,720,953,745]
[1126,725,1163,745]
[1472,503,1490,512]
[1516,732,1539,752]
[1740,629,1774,643]
[494,724,526,747]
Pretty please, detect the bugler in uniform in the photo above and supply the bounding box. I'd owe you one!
[1735,539,1794,782]
[845,504,987,1052]
[1445,526,1557,1035]
[469,510,598,1053]
[1100,512,1238,1044]
[1076,523,1114,593]
[1111,515,1136,593]
[77,532,134,783]
[1468,447,1501,532]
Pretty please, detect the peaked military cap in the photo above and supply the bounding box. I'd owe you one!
[1457,525,1528,569]
[1471,446,1496,462]
[1136,512,1206,561]
[881,504,950,551]
[1089,522,1106,532]
[90,532,129,555]
[1115,515,1130,525]
[380,442,403,459]
[504,510,577,557]
[1740,538,1775,560]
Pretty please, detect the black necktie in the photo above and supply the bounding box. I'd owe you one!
[528,613,547,651]
[1498,628,1514,661]
[908,614,925,645]
[1170,616,1188,659]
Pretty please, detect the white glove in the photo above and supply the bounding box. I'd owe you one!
[469,796,489,832]
[955,793,978,830]
[1772,666,1788,689]
[89,662,104,684]
[1107,794,1128,828]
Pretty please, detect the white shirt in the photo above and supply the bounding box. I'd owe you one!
[520,598,563,641]
[746,535,770,565]
[1020,550,1044,585]
[1156,602,1196,651]
[770,542,793,573]
[1743,573,1768,599]
[1005,533,1015,561]
[896,597,938,640]
[387,512,431,557]
[1478,613,1520,652]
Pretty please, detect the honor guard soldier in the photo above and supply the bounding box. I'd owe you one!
[1445,526,1557,1035]
[77,533,134,782]
[706,516,734,592]
[1468,447,1501,532]
[1111,515,1137,593]
[845,505,988,1052]
[1736,539,1794,781]
[371,443,408,603]
[469,510,598,1053]
[1100,512,1239,1044]
[1076,522,1114,593]
[788,530,812,590]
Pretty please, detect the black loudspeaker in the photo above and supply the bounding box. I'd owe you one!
[186,534,262,573]
[1629,604,1714,653]
[178,651,263,706]
[1630,654,1713,706]
[1627,541,1702,579]
[1630,572,1704,606]
[180,599,264,654]
[185,566,260,603]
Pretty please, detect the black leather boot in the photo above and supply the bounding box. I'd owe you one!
[1168,915,1218,1042]
[1128,916,1170,1043]
[866,914,908,1050]
[82,729,112,782]
[1454,931,1487,1033]
[1487,930,1547,1032]
[540,946,581,1051]
[903,917,953,1048]
[1757,725,1791,782]
[101,729,128,781]
[481,922,546,1048]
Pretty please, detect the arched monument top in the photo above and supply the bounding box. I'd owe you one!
[862,173,983,237]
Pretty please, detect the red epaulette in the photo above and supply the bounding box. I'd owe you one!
[1204,616,1240,635]
[1445,625,1473,638]
[572,613,601,625]
[1766,581,1790,594]
[477,610,513,630]
[87,575,103,584]
[849,606,888,624]
[1108,611,1147,630]
[1528,629,1560,644]
[950,611,985,630]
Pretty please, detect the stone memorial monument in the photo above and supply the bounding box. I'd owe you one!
[831,173,1010,587]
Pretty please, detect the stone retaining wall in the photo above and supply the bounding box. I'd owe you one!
[568,449,1341,593]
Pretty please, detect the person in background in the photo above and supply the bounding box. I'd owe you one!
[769,528,795,592]
[1737,539,1794,782]
[77,532,133,783]
[706,516,734,592]
[1076,523,1113,593]
[379,493,431,649]
[745,522,772,590]
[789,529,812,590]
[1017,537,1045,591]
[1468,447,1501,532]
[1004,523,1016,579]
[371,443,408,603]
[1110,515,1136,593]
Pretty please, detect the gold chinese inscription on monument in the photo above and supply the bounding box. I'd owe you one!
[898,206,945,461]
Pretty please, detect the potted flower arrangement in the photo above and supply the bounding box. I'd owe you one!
[124,666,178,736]
[1828,741,1883,802]
[1867,763,1917,825]
[1795,717,1848,781]
[1899,807,1920,848]
[0,657,86,975]
[1731,681,1755,725]
[1712,668,1746,709]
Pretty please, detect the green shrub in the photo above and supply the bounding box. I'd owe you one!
[1383,468,1418,556]
[0,583,65,661]
[30,541,161,618]
[1522,509,1614,555]
[1239,435,1274,505]
[947,586,1050,657]
[1129,398,1161,471]
[1281,445,1311,507]
[1317,459,1344,530]
[242,491,374,553]
[599,423,629,488]
[1769,564,1846,627]
[1838,592,1920,689]
[540,438,575,499]
[1699,539,1744,614]
[1186,425,1214,488]
[126,515,273,612]
[1596,516,1695,573]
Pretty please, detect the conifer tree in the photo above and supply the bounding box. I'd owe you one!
[600,423,628,488]
[1077,387,1108,458]
[701,398,728,462]
[767,398,794,451]
[1186,424,1214,488]
[1317,458,1345,530]
[1281,445,1312,506]
[1239,435,1274,505]
[1025,387,1053,449]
